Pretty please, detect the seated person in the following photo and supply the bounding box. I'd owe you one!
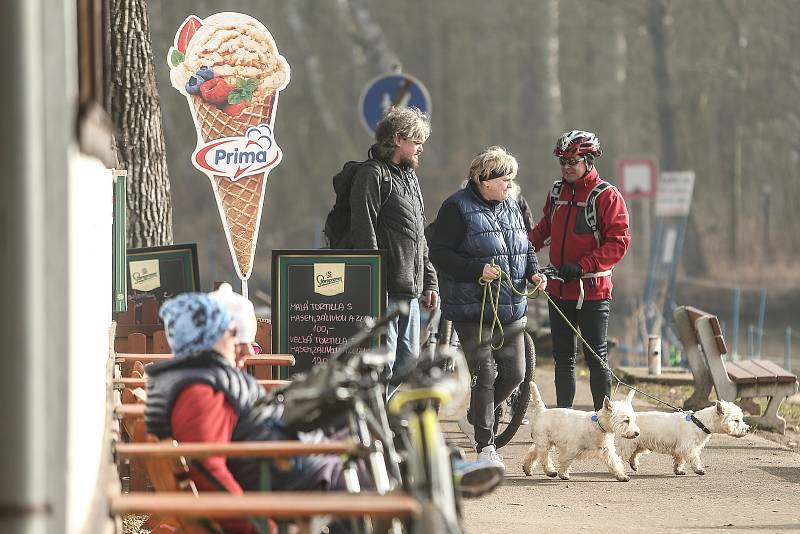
[144,291,350,533]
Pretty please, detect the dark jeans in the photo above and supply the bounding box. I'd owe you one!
[455,319,526,452]
[549,297,611,411]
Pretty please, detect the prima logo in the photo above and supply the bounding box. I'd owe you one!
[193,124,282,181]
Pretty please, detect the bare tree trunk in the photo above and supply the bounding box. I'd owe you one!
[730,0,747,261]
[545,0,563,138]
[647,0,707,276]
[613,6,628,152]
[109,0,172,248]
[648,0,678,168]
[339,0,401,73]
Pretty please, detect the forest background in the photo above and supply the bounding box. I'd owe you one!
[136,0,800,362]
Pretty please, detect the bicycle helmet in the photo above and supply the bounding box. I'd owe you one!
[553,130,603,159]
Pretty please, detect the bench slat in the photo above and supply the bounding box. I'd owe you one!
[115,440,356,459]
[111,492,421,519]
[116,404,145,418]
[732,360,777,384]
[115,353,295,366]
[751,359,797,383]
[115,324,164,337]
[725,362,759,384]
[114,378,289,390]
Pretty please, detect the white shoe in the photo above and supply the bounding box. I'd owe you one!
[458,414,476,449]
[478,445,505,469]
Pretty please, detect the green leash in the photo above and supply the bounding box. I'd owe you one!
[478,261,605,371]
[481,264,688,410]
[478,260,543,350]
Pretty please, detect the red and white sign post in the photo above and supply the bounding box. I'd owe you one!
[615,157,658,272]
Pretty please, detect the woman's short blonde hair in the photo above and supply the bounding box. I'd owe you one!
[468,146,518,184]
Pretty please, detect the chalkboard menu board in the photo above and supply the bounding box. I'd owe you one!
[126,243,201,312]
[272,250,386,376]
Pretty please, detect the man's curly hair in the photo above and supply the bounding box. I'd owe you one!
[373,106,431,161]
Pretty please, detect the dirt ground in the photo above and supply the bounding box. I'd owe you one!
[450,362,800,534]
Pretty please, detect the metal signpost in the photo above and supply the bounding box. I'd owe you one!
[643,171,696,337]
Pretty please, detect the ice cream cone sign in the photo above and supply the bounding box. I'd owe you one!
[167,12,290,282]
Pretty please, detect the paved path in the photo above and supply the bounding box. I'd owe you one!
[442,362,800,533]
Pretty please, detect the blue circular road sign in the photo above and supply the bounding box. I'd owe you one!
[359,72,431,135]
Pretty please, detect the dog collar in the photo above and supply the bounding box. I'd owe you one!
[685,412,712,434]
[591,414,609,433]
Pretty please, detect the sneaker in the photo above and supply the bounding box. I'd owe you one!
[458,414,476,449]
[477,445,505,468]
[521,414,530,425]
[452,458,505,498]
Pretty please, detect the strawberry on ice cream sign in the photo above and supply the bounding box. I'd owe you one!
[167,12,290,283]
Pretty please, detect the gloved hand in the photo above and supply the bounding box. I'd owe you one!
[558,262,583,282]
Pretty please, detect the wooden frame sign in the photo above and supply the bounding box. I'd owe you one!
[272,250,386,376]
[126,243,201,310]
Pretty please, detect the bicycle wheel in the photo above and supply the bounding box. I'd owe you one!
[493,331,535,448]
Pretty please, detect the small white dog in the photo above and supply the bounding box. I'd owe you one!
[522,382,640,482]
[618,400,749,476]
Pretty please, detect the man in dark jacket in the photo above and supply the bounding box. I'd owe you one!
[350,106,438,394]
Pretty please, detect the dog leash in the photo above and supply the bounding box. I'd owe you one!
[478,260,543,350]
[482,264,688,414]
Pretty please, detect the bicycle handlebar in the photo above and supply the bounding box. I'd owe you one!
[539,265,564,283]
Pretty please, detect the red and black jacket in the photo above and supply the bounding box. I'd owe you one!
[528,168,630,301]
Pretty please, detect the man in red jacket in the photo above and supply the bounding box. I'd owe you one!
[529,130,630,410]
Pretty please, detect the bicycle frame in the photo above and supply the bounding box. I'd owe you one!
[389,387,462,534]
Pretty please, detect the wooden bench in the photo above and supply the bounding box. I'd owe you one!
[674,305,798,433]
[110,492,421,529]
[111,437,418,533]
[113,377,290,390]
[115,353,295,366]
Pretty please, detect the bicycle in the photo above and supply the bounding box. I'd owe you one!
[387,342,473,534]
[279,304,480,534]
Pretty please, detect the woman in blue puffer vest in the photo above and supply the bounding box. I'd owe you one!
[429,146,546,467]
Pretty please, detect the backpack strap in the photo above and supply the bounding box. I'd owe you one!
[364,159,393,209]
[585,180,614,247]
[547,180,564,222]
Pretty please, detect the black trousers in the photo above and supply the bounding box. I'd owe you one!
[548,297,611,411]
[454,319,526,452]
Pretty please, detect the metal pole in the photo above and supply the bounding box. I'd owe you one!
[756,287,766,358]
[731,287,741,360]
[661,215,689,338]
[208,233,215,291]
[747,324,754,360]
[643,216,664,334]
[785,327,792,372]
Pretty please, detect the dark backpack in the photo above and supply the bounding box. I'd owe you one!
[323,159,392,248]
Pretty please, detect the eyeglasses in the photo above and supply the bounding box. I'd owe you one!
[558,156,585,166]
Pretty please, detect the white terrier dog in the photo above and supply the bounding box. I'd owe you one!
[522,382,640,482]
[618,400,749,476]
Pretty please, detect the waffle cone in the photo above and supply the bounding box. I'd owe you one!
[191,93,276,279]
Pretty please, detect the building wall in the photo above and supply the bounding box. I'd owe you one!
[66,152,114,534]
